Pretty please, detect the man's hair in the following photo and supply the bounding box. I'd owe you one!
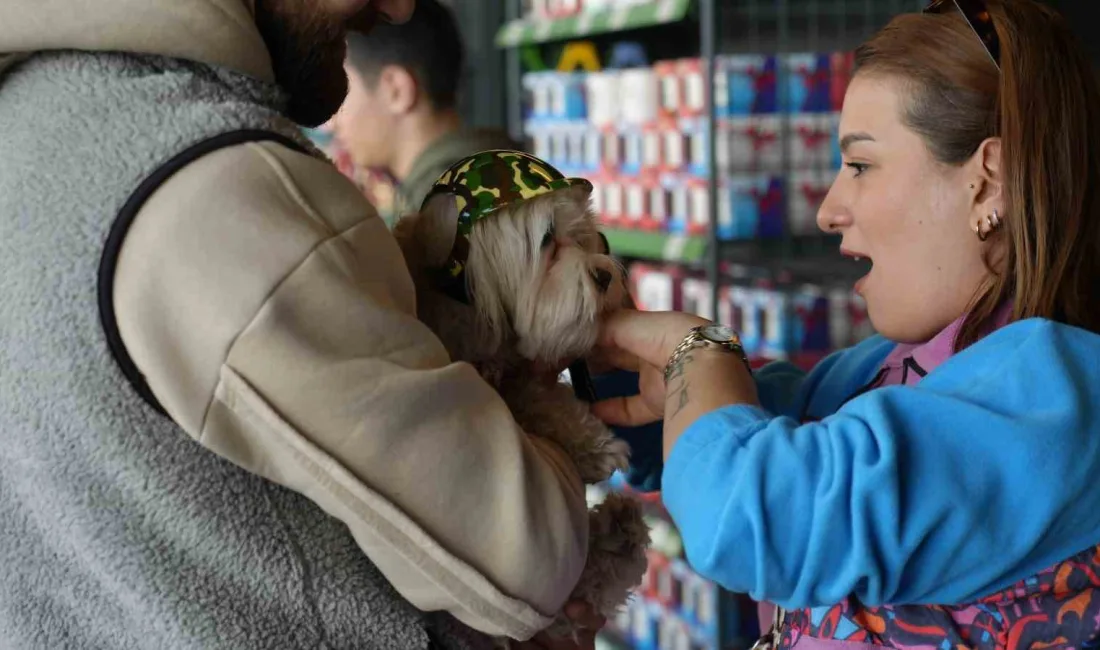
[346,0,465,111]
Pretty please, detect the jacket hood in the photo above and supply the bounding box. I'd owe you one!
[0,0,273,86]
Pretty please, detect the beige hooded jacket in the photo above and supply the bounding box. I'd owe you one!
[0,0,588,642]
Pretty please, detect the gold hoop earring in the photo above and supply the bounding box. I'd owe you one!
[976,208,1001,242]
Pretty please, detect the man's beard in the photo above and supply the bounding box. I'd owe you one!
[254,1,378,127]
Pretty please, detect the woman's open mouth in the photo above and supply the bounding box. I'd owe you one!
[840,248,873,294]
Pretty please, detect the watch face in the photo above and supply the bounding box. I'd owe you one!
[700,324,738,344]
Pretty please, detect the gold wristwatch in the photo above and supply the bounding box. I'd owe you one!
[664,324,751,384]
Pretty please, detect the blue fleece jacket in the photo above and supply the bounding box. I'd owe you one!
[597,319,1100,611]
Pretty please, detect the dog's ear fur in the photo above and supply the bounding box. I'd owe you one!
[392,193,460,273]
[393,195,510,370]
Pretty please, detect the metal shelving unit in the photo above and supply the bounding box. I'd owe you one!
[499,0,927,317]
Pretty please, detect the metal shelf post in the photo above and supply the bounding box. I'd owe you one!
[701,0,719,313]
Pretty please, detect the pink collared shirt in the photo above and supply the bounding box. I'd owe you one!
[875,301,1014,387]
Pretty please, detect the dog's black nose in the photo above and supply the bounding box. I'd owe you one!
[591,268,613,293]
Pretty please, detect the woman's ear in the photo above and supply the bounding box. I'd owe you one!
[972,136,1004,213]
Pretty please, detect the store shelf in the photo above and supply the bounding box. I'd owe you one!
[603,228,708,263]
[495,0,692,48]
[602,230,863,275]
[720,235,869,283]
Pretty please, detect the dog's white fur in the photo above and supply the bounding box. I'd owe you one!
[393,187,650,641]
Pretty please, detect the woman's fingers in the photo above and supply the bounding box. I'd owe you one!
[588,344,641,374]
[599,310,710,368]
[593,394,662,427]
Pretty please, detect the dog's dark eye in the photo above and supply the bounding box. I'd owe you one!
[541,221,555,249]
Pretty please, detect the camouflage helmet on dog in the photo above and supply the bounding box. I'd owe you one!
[421,150,593,303]
[422,149,593,237]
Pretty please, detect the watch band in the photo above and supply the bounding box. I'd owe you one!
[664,325,751,384]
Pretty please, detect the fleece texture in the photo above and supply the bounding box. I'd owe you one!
[0,0,272,84]
[0,51,489,650]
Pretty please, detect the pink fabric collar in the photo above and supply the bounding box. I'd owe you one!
[880,302,1013,386]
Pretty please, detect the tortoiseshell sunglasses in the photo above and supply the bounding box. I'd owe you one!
[924,0,1001,70]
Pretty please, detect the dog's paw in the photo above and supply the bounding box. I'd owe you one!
[569,493,651,621]
[573,435,631,485]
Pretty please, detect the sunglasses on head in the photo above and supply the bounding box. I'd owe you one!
[924,0,1001,70]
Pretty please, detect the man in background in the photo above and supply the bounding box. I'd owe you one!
[334,0,518,223]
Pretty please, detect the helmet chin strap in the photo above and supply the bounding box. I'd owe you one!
[433,226,472,305]
[568,359,597,402]
[434,266,471,305]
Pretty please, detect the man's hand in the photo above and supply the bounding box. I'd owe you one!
[512,602,606,650]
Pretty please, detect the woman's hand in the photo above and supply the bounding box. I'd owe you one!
[591,310,711,427]
[593,310,759,460]
[512,602,606,650]
[590,361,665,427]
[600,310,711,367]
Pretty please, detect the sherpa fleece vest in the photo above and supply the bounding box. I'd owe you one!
[0,50,480,650]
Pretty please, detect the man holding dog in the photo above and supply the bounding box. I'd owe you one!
[0,0,600,648]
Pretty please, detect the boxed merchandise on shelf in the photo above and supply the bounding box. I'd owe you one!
[781,52,834,113]
[620,66,661,125]
[627,263,872,364]
[524,70,589,121]
[586,70,621,127]
[603,554,757,650]
[788,112,842,169]
[717,175,786,240]
[521,47,853,243]
[718,54,779,116]
[720,115,783,173]
[786,169,834,236]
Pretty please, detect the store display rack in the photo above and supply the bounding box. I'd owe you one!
[500,0,927,369]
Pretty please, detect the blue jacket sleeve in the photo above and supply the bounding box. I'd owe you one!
[593,360,818,492]
[662,320,1100,609]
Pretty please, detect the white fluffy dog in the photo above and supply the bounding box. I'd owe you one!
[393,151,650,642]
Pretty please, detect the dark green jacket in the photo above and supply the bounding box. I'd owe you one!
[392,127,520,221]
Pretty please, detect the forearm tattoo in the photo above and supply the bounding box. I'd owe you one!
[666,352,694,382]
[667,352,694,419]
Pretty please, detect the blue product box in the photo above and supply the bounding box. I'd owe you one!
[758,289,797,360]
[781,53,832,113]
[791,287,832,352]
[719,176,786,240]
[560,72,588,120]
[723,55,779,115]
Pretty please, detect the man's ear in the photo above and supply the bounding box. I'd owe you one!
[379,64,419,115]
